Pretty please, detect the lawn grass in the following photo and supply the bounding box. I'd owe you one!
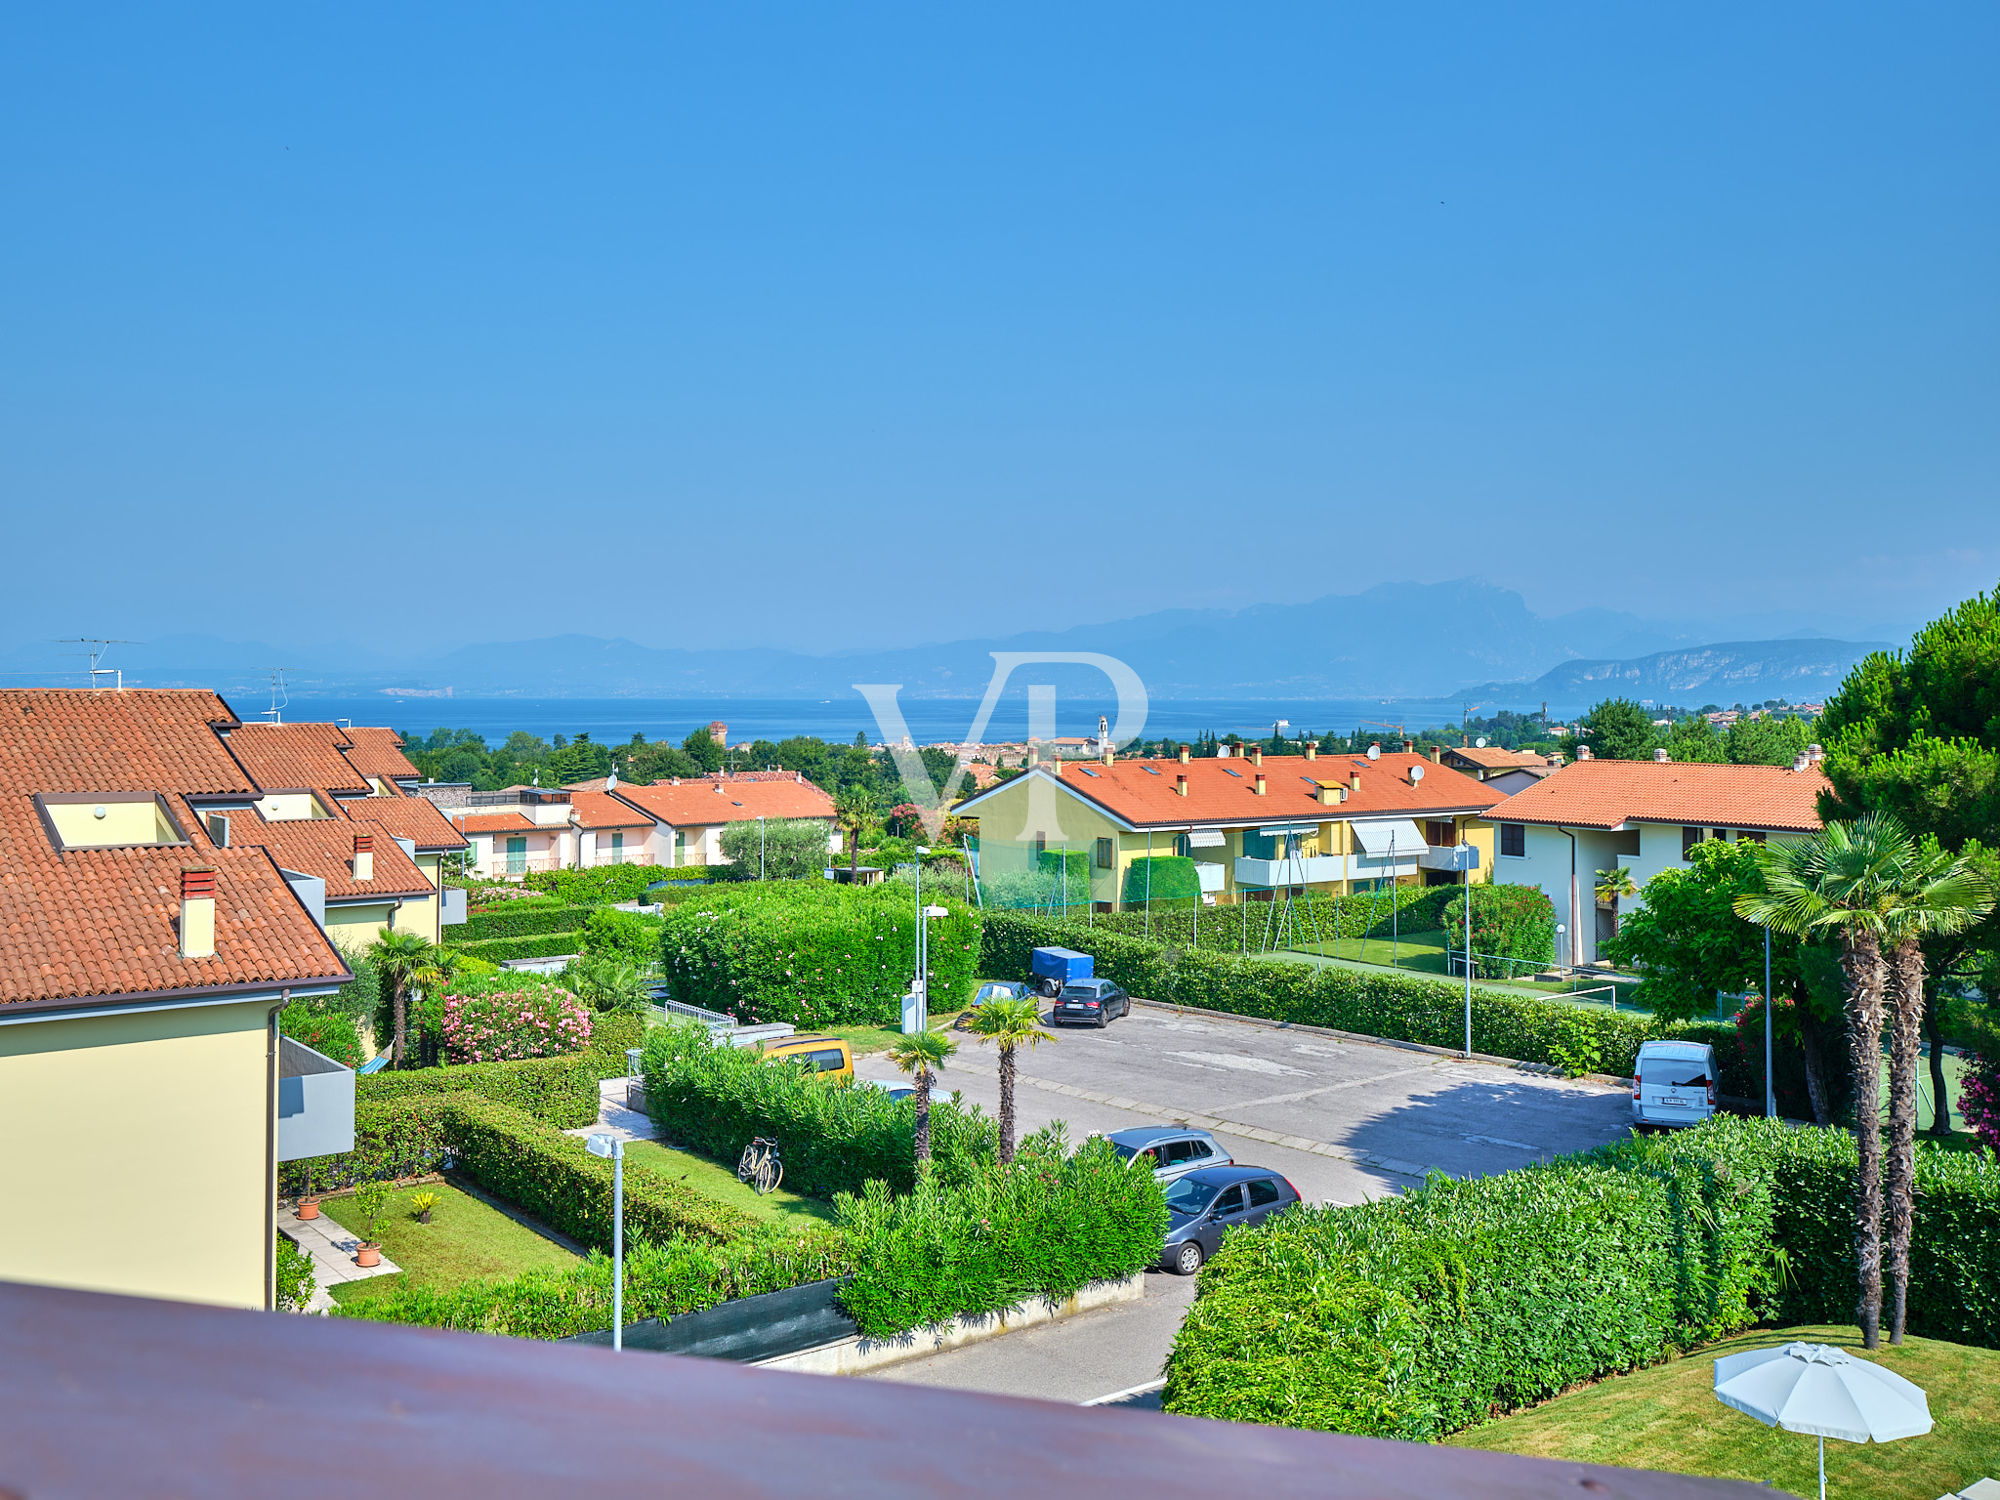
[1447,1324,2000,1500]
[620,1138,838,1225]
[323,1181,577,1307]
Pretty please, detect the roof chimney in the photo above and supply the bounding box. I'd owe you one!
[1428,745,1442,765]
[179,868,216,959]
[1402,739,1415,754]
[1175,773,1188,797]
[1806,743,1824,764]
[352,833,374,882]
[1349,771,1362,791]
[1577,745,1593,761]
[1792,751,1810,773]
[1653,748,1670,763]
[1178,744,1191,764]
[1304,743,1317,762]
[714,780,726,793]
[1249,746,1263,767]
[1253,772,1267,796]
[1101,745,1113,766]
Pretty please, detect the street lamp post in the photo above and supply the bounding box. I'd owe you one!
[1462,843,1475,1059]
[584,1133,624,1350]
[919,903,948,1031]
[1764,924,1775,1119]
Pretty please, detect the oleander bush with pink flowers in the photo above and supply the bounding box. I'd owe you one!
[1963,1052,2000,1156]
[442,983,594,1064]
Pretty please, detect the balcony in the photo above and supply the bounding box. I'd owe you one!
[1418,845,1481,873]
[1235,854,1358,887]
[582,849,657,869]
[276,1036,354,1163]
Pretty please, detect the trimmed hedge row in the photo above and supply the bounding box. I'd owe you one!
[452,933,584,963]
[1071,883,1464,951]
[441,1096,754,1250]
[641,1021,997,1197]
[657,881,981,1029]
[837,1128,1166,1339]
[1163,1118,2000,1437]
[527,864,682,904]
[458,902,600,943]
[981,910,1738,1085]
[334,1228,851,1340]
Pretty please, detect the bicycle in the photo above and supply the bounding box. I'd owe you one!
[736,1136,784,1196]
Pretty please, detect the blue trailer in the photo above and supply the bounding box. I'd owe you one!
[1028,946,1093,996]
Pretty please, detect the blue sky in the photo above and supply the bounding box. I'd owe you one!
[1,4,1994,655]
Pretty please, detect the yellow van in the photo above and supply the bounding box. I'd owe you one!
[757,1035,854,1082]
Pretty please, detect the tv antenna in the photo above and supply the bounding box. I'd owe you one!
[55,638,136,690]
[260,668,291,724]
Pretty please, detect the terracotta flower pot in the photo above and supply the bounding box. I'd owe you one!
[355,1243,381,1268]
[295,1198,321,1221]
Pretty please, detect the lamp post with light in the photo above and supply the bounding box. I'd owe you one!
[585,1132,624,1350]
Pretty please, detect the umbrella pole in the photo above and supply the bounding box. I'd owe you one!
[1818,1435,1825,1500]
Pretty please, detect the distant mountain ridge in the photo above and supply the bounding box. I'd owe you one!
[1466,638,1885,708]
[0,581,1890,703]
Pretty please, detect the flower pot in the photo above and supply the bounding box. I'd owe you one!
[355,1243,381,1268]
[295,1198,321,1221]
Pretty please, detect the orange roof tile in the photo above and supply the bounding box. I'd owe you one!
[1446,746,1552,770]
[340,795,468,851]
[452,812,538,834]
[232,815,434,900]
[341,726,421,786]
[223,722,372,795]
[0,690,347,1006]
[1481,759,1829,832]
[960,751,1501,829]
[568,790,656,830]
[611,777,836,827]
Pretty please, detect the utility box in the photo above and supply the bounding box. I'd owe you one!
[1029,947,1094,986]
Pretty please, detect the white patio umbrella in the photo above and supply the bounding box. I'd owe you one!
[1713,1341,1933,1500]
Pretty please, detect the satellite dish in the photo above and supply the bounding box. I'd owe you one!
[1410,765,1425,783]
[1475,737,1488,749]
[1366,744,1381,761]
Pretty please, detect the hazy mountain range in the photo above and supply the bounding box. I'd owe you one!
[5,580,1893,706]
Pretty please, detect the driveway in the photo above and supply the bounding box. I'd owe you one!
[854,1001,1632,1402]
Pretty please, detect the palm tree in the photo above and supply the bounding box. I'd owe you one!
[371,929,436,1069]
[834,783,874,877]
[885,1029,957,1171]
[1594,866,1637,936]
[1737,813,1916,1349]
[968,996,1054,1164]
[1877,839,1991,1343]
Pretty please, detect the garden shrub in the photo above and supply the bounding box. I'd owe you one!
[1161,1117,2000,1438]
[334,1229,852,1339]
[578,906,663,966]
[835,1126,1166,1337]
[451,933,585,964]
[979,848,1094,912]
[1120,855,1200,907]
[718,817,835,880]
[457,902,600,944]
[276,1232,318,1312]
[981,910,1739,1082]
[280,1092,459,1196]
[1962,1052,2000,1157]
[641,1021,997,1197]
[1440,883,1556,979]
[526,864,671,905]
[657,881,980,1028]
[1053,883,1461,952]
[440,1097,754,1250]
[441,984,593,1064]
[280,1000,363,1069]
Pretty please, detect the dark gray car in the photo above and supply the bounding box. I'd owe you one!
[1052,978,1130,1028]
[1160,1166,1301,1276]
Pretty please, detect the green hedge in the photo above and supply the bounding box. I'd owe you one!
[457,903,600,943]
[979,848,1095,912]
[1121,855,1200,906]
[281,1093,456,1197]
[980,910,1738,1085]
[641,1021,997,1197]
[836,1127,1165,1338]
[1162,1118,2000,1437]
[440,1096,754,1250]
[526,864,675,904]
[333,1228,851,1340]
[280,1001,363,1069]
[1440,883,1557,979]
[452,933,585,963]
[1070,883,1462,952]
[657,881,981,1028]
[578,907,663,965]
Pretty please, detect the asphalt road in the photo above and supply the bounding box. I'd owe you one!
[855,1001,1632,1404]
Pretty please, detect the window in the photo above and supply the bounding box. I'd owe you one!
[1164,1139,1201,1165]
[1739,829,1767,845]
[1246,1178,1282,1208]
[809,1049,846,1073]
[1426,820,1455,847]
[1712,828,1729,843]
[1032,831,1047,858]
[1682,826,1702,860]
[1211,1185,1246,1216]
[1095,837,1113,869]
[1187,1138,1214,1160]
[1173,833,1190,856]
[37,792,188,852]
[1500,823,1525,858]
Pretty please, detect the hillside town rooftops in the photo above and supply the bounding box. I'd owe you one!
[339,794,468,852]
[223,722,373,796]
[611,776,836,827]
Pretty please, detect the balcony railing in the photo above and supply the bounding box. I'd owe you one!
[582,849,657,869]
[485,851,563,877]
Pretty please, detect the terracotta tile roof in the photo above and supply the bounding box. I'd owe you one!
[232,815,434,900]
[0,690,347,1006]
[1480,759,1829,832]
[961,752,1502,830]
[568,790,657,830]
[1446,746,1551,770]
[340,795,468,851]
[452,811,538,835]
[611,777,836,827]
[341,726,421,786]
[223,723,371,795]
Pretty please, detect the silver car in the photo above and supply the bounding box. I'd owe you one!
[1105,1126,1232,1183]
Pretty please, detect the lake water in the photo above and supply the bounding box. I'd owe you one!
[282,693,1585,748]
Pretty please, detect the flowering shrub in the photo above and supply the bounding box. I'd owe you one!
[442,985,593,1064]
[1962,1052,2000,1155]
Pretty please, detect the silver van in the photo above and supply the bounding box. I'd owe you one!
[1633,1039,1717,1128]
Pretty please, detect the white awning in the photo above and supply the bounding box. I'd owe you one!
[1186,829,1228,848]
[1351,819,1425,857]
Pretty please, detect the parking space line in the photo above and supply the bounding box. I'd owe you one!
[1218,1062,1440,1112]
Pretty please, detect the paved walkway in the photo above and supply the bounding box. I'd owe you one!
[563,1077,656,1145]
[279,1202,401,1314]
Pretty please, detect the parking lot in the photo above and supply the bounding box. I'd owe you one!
[853,998,1634,1404]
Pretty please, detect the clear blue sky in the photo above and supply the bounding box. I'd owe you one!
[2,4,1994,655]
